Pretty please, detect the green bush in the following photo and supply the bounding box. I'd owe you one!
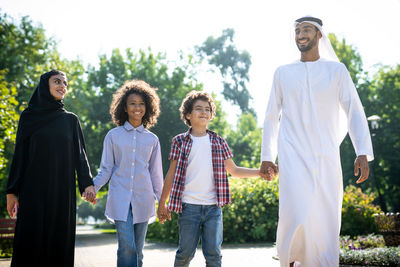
[147,181,381,243]
[340,234,385,250]
[222,178,279,243]
[341,185,382,236]
[147,177,279,243]
[340,247,400,266]
[147,212,179,244]
[0,239,13,258]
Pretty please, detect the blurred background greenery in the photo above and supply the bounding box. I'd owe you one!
[1,10,399,241]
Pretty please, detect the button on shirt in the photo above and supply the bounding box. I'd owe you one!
[93,122,163,224]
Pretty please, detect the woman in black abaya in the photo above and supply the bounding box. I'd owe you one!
[6,70,97,267]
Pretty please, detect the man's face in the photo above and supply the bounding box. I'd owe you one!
[295,23,320,52]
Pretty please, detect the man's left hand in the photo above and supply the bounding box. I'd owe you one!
[354,155,369,184]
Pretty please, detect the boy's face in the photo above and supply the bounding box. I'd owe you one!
[186,99,212,127]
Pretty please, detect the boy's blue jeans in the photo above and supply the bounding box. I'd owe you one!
[174,203,223,267]
[115,205,148,267]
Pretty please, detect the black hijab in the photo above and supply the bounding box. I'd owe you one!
[18,70,67,140]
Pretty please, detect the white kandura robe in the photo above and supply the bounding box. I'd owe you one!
[261,59,373,267]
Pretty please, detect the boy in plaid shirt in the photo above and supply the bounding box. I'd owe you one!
[157,91,261,267]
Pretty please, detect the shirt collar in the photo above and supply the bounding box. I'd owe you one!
[183,128,217,140]
[123,121,145,132]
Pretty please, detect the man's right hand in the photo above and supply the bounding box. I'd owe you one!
[260,161,278,181]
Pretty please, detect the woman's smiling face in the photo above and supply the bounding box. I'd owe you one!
[49,74,68,100]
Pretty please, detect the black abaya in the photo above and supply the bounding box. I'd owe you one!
[6,71,93,266]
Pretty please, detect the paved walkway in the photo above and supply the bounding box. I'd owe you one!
[0,225,279,266]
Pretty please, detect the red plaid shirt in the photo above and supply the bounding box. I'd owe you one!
[168,129,233,213]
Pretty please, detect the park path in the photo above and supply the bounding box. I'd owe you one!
[0,225,280,266]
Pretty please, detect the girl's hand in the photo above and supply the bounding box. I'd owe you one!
[7,194,19,218]
[83,186,97,205]
[157,203,171,224]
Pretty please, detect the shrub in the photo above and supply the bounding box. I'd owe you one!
[0,239,13,258]
[222,178,279,243]
[340,234,385,250]
[77,195,107,223]
[146,212,179,244]
[341,185,382,236]
[147,177,279,243]
[147,181,381,243]
[340,247,400,266]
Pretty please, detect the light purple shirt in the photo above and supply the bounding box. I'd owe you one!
[94,122,163,224]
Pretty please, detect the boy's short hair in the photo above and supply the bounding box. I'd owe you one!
[110,80,160,128]
[179,90,216,126]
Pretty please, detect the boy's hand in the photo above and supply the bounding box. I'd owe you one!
[157,203,171,224]
[260,161,278,181]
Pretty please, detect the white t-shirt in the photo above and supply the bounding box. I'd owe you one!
[182,134,216,205]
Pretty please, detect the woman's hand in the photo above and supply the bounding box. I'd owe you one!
[7,194,19,218]
[82,185,97,205]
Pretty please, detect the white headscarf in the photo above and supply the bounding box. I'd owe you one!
[294,17,340,62]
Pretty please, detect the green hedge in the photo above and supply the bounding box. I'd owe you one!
[341,185,381,236]
[0,239,13,258]
[340,247,400,266]
[222,178,279,243]
[147,179,381,243]
[147,178,279,243]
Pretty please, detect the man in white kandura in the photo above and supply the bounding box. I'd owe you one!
[260,16,374,267]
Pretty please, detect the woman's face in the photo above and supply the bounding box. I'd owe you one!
[49,74,68,100]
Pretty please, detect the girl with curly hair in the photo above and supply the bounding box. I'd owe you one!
[93,80,163,267]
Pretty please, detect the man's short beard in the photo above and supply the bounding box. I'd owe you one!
[297,32,318,52]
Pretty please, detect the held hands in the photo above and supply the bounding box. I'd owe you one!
[354,155,369,184]
[157,202,171,224]
[6,194,19,219]
[260,161,278,181]
[82,185,97,205]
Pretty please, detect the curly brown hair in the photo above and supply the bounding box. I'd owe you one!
[179,90,216,126]
[110,80,160,128]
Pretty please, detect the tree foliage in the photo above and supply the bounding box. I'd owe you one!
[76,48,204,175]
[0,70,18,169]
[226,113,262,168]
[366,65,400,211]
[0,12,61,107]
[196,28,254,114]
[331,33,400,212]
[1,10,399,221]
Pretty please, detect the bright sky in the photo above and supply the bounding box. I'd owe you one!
[2,0,400,125]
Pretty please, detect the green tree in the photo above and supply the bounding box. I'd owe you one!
[80,49,203,176]
[367,65,400,211]
[0,70,18,169]
[196,28,254,114]
[329,33,364,85]
[0,70,19,214]
[208,93,230,138]
[329,34,371,189]
[0,11,89,215]
[226,113,262,169]
[0,11,64,107]
[331,33,400,212]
